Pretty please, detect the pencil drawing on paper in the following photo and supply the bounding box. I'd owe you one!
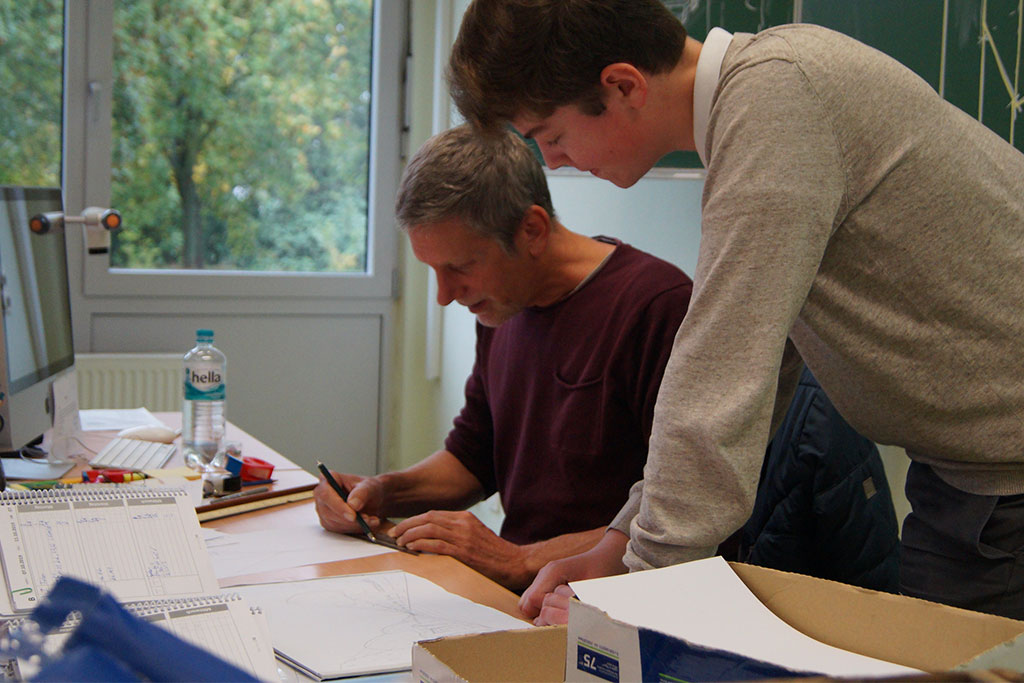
[284,572,503,669]
[235,570,527,677]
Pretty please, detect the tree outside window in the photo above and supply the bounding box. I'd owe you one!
[0,1,64,189]
[111,0,374,273]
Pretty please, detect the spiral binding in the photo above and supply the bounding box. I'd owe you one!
[1,593,268,681]
[0,485,187,503]
[0,613,75,681]
[0,594,249,633]
[2,611,82,636]
[128,593,242,617]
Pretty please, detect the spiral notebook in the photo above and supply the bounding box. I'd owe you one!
[0,486,278,680]
[0,485,220,616]
[130,593,277,679]
[1,593,278,681]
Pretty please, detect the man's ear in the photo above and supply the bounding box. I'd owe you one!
[600,63,648,108]
[517,205,551,257]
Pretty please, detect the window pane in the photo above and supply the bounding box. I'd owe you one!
[111,0,373,273]
[0,2,64,188]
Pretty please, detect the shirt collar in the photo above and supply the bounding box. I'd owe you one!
[692,27,734,167]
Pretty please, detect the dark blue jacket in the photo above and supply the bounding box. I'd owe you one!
[738,367,901,593]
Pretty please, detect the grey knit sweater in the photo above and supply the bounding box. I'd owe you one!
[615,25,1024,571]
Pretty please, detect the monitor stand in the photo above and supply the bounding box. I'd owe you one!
[0,435,46,458]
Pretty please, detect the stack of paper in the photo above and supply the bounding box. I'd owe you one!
[570,556,919,679]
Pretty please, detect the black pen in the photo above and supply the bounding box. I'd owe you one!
[316,461,377,542]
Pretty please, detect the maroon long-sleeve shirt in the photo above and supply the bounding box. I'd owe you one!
[444,238,692,544]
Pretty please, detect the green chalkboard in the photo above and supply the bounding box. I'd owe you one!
[531,1,1023,170]
[802,0,1023,162]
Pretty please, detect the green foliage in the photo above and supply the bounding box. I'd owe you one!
[109,0,374,272]
[0,1,64,187]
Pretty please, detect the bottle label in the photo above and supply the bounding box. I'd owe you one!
[184,366,226,401]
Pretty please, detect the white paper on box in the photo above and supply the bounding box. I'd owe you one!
[569,556,920,679]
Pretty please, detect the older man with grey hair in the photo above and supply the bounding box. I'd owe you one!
[315,124,693,590]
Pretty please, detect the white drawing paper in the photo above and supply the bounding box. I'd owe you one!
[205,522,394,579]
[570,556,920,679]
[234,571,528,679]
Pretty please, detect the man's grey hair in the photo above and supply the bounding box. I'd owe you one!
[395,123,556,252]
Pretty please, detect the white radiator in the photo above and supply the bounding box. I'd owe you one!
[76,353,183,412]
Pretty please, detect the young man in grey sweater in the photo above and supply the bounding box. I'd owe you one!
[449,0,1024,621]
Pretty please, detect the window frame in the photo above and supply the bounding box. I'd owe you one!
[66,1,404,300]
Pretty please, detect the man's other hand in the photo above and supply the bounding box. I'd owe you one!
[388,510,534,590]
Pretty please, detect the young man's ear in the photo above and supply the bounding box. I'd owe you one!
[517,205,551,257]
[600,63,649,108]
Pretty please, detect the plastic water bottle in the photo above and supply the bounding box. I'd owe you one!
[182,329,226,470]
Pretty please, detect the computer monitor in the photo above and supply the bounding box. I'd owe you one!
[0,186,75,454]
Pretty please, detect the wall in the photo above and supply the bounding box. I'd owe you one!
[388,1,442,473]
[391,0,475,472]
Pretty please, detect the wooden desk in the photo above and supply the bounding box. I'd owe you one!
[184,421,526,620]
[67,412,318,519]
[207,499,526,620]
[67,412,525,621]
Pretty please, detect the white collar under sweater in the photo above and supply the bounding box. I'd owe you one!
[692,27,734,167]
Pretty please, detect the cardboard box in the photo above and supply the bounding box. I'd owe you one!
[413,625,566,683]
[412,562,1024,682]
[727,563,1024,674]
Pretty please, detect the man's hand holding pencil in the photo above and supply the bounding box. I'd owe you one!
[314,463,385,536]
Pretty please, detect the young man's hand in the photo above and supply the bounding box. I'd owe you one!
[528,584,576,626]
[519,529,630,624]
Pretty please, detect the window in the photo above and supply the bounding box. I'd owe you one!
[110,1,375,273]
[69,1,403,299]
[0,1,64,188]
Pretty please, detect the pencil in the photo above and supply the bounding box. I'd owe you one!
[316,461,377,542]
[215,486,270,502]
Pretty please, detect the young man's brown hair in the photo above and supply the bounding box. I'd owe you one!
[447,0,687,132]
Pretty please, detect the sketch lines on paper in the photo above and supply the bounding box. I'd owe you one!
[234,571,527,677]
[283,572,507,671]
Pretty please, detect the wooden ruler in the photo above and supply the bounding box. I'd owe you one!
[197,489,314,522]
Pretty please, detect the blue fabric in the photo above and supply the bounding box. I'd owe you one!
[739,368,901,592]
[33,648,139,682]
[637,628,815,681]
[28,577,258,682]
